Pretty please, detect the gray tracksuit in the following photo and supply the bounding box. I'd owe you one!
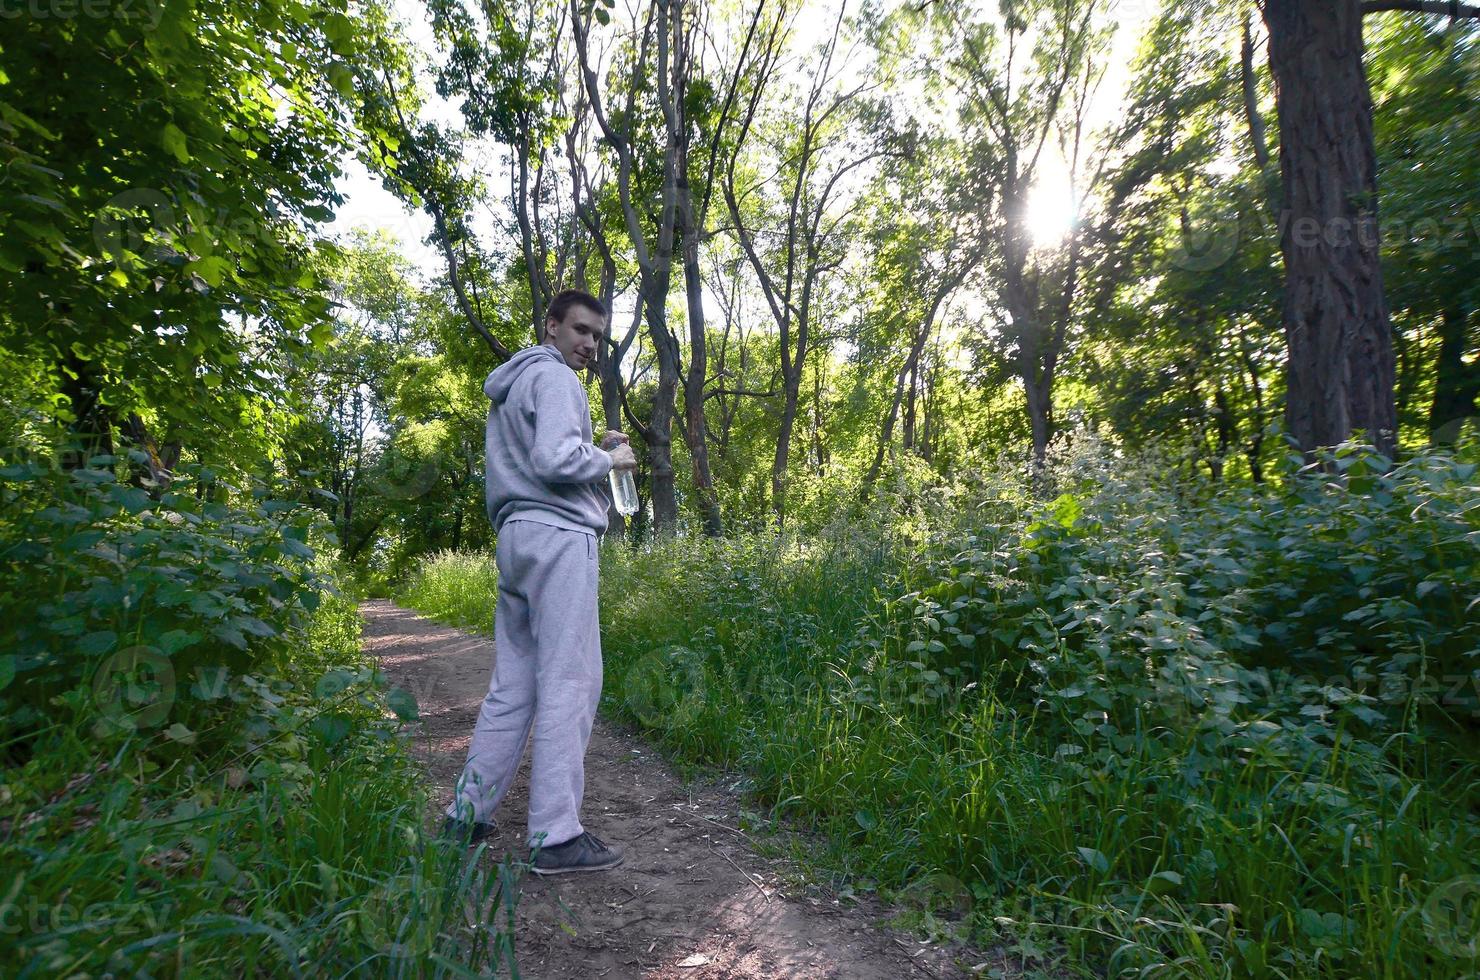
[447,344,614,848]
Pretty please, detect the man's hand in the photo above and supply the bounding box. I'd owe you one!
[599,429,630,451]
[606,443,637,471]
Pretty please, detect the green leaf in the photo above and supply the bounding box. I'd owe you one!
[111,485,152,514]
[189,255,231,287]
[315,668,356,698]
[157,630,201,655]
[323,12,354,48]
[1145,870,1183,896]
[386,686,419,721]
[327,61,355,99]
[312,714,353,745]
[164,722,197,744]
[162,122,190,163]
[233,615,279,638]
[1076,847,1110,874]
[0,656,14,692]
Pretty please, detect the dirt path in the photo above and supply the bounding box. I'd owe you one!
[360,600,1014,980]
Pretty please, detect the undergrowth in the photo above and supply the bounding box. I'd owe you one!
[401,436,1480,978]
[1,453,517,976]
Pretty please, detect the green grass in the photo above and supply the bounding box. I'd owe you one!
[399,441,1480,978]
[399,550,501,635]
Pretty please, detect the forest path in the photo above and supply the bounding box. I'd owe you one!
[360,600,1015,980]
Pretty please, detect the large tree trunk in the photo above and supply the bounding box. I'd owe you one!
[1263,0,1397,458]
[1431,305,1479,442]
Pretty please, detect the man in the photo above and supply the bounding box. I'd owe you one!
[441,288,637,875]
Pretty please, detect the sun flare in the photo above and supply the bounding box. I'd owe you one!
[1025,179,1080,246]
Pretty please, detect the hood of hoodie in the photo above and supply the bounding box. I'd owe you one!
[484,344,568,405]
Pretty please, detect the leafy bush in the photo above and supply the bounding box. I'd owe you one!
[400,438,1480,975]
[1,455,335,755]
[0,452,518,975]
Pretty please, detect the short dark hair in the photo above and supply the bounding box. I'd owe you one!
[547,288,606,325]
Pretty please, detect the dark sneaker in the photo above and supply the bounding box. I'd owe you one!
[529,831,625,876]
[441,815,497,845]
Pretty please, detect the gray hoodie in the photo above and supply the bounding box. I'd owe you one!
[483,344,613,536]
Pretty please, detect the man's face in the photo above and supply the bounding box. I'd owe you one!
[545,304,605,371]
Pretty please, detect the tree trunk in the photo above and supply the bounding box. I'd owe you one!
[1236,323,1268,483]
[811,356,827,474]
[515,123,548,339]
[1242,16,1271,170]
[771,386,800,529]
[680,241,723,536]
[642,271,680,533]
[1263,0,1397,458]
[862,357,912,501]
[1431,305,1479,442]
[122,413,180,490]
[676,131,723,536]
[902,355,919,452]
[593,253,628,538]
[1024,374,1053,471]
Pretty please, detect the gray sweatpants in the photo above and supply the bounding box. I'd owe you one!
[445,518,602,849]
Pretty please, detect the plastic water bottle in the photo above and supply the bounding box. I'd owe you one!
[608,468,638,516]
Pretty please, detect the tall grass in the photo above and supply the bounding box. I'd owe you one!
[399,550,500,634]
[400,438,1480,977]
